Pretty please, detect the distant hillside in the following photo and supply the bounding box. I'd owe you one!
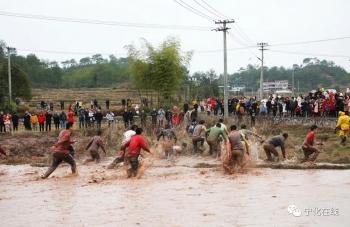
[61,61,129,88]
[4,49,131,88]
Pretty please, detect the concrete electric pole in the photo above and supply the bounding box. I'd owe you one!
[257,42,268,100]
[7,47,14,104]
[214,19,235,118]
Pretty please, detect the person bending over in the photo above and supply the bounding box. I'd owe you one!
[301,125,322,163]
[263,133,288,162]
[121,128,152,178]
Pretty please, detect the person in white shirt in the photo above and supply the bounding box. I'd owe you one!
[106,111,115,127]
[107,125,138,169]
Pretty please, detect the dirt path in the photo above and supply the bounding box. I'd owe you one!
[0,157,349,227]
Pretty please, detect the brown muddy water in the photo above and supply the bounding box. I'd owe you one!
[0,157,349,227]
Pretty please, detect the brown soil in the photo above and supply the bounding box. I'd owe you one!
[1,117,350,166]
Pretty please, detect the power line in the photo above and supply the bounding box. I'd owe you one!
[0,10,211,31]
[13,45,350,58]
[192,0,224,19]
[227,32,259,60]
[269,49,350,58]
[172,0,214,21]
[196,1,256,46]
[200,0,229,19]
[16,48,127,56]
[14,45,255,57]
[270,36,350,47]
[227,32,250,47]
[15,46,248,56]
[232,24,255,45]
[231,26,253,46]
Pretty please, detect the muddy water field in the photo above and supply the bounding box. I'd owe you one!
[1,120,350,226]
[1,157,350,227]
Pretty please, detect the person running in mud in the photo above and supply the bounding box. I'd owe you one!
[263,133,288,162]
[240,124,264,155]
[191,120,207,154]
[107,125,138,169]
[121,127,152,178]
[301,125,322,163]
[84,130,106,163]
[218,118,229,135]
[41,122,77,179]
[223,125,245,173]
[206,123,227,156]
[157,124,178,158]
[157,125,177,143]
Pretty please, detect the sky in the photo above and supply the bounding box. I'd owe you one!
[1,0,350,74]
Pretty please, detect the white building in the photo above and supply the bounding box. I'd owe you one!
[230,86,246,92]
[263,80,289,93]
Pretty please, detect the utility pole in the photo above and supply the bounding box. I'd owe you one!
[257,42,268,100]
[7,47,14,104]
[214,19,235,118]
[297,80,300,93]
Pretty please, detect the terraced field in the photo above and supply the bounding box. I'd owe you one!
[30,88,158,110]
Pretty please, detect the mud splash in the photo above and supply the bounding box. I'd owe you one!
[1,156,350,227]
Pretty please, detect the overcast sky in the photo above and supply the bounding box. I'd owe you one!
[1,0,349,74]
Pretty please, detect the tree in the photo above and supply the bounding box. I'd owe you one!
[190,70,219,99]
[228,60,350,92]
[109,54,118,64]
[69,59,77,67]
[79,57,92,65]
[92,54,105,64]
[127,37,192,104]
[61,60,71,68]
[0,62,31,105]
[48,61,59,68]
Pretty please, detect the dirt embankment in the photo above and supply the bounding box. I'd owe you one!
[0,127,122,166]
[0,132,56,166]
[1,118,350,166]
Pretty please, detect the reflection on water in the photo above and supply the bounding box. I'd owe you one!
[0,157,349,227]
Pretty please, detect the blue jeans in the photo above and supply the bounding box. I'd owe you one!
[60,120,66,129]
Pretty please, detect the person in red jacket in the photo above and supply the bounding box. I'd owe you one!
[301,125,322,163]
[38,112,46,132]
[122,127,152,178]
[67,110,75,125]
[41,122,77,179]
